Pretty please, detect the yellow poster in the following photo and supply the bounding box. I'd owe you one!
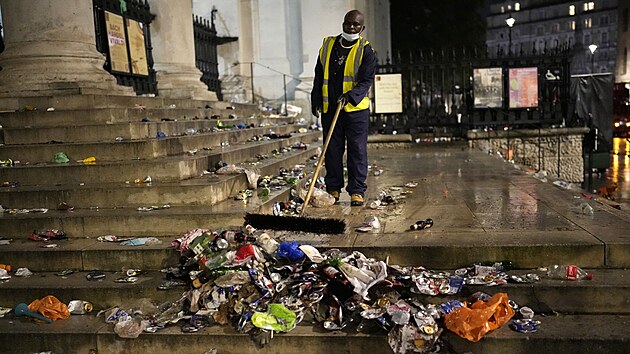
[127,19,149,76]
[105,11,129,73]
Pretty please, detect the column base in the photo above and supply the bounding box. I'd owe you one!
[156,65,218,101]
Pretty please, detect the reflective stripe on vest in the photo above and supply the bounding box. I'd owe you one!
[319,36,371,113]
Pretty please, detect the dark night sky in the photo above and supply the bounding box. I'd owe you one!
[390,0,488,53]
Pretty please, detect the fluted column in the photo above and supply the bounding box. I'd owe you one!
[149,0,216,100]
[0,0,132,97]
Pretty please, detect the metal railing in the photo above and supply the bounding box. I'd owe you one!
[374,43,573,136]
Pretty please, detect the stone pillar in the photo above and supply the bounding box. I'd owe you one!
[0,0,132,97]
[149,0,216,100]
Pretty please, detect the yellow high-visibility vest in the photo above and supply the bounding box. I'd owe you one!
[319,36,371,113]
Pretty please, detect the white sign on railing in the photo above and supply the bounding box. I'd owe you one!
[374,73,403,114]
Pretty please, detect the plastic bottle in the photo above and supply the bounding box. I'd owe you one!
[546,264,592,280]
[478,260,513,272]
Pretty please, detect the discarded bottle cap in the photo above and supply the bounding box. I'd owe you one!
[519,306,534,319]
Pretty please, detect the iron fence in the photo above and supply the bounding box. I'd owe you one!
[374,43,572,136]
[193,13,222,101]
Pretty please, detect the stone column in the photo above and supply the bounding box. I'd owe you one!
[149,0,216,100]
[0,0,132,97]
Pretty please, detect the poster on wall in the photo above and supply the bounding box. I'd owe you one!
[127,19,149,76]
[473,67,503,108]
[509,67,539,108]
[105,11,129,73]
[374,73,403,114]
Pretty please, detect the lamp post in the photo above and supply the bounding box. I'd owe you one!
[505,15,515,55]
[588,44,598,73]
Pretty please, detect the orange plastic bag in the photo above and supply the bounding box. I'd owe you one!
[443,292,514,342]
[28,295,71,321]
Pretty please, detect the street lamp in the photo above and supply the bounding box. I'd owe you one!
[505,15,515,55]
[588,44,598,73]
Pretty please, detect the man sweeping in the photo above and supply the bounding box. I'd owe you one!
[311,9,377,206]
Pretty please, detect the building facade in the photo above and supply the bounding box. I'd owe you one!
[486,0,618,75]
[192,0,391,106]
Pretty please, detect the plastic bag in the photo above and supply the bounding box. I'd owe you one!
[28,295,71,321]
[251,303,297,332]
[114,317,146,338]
[443,292,514,342]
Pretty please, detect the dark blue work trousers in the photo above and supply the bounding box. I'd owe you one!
[321,104,369,196]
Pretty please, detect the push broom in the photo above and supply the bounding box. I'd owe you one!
[244,103,346,234]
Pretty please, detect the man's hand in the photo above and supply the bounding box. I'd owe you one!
[311,105,321,117]
[337,93,350,105]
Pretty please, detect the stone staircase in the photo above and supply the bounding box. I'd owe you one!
[0,96,628,353]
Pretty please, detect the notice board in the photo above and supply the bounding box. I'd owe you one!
[105,11,129,74]
[509,67,539,108]
[127,19,149,76]
[374,73,403,114]
[473,67,503,108]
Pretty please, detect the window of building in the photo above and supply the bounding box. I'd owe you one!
[600,15,609,26]
[584,18,592,28]
[507,4,512,11]
[583,2,595,11]
[569,5,575,16]
[501,6,505,13]
[537,26,544,36]
[552,23,560,32]
[584,33,591,44]
[515,3,520,11]
[571,20,576,30]
[602,32,608,45]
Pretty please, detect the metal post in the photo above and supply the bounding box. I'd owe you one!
[250,62,255,103]
[283,74,288,116]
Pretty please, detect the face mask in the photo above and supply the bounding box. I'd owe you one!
[341,30,360,42]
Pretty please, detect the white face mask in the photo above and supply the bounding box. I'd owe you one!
[341,30,360,42]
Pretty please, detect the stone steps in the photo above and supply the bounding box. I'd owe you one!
[0,93,250,112]
[0,124,312,163]
[0,131,319,185]
[0,143,318,208]
[0,268,627,315]
[0,314,627,354]
[0,115,297,144]
[0,106,262,128]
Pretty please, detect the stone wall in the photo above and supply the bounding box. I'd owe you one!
[467,127,589,183]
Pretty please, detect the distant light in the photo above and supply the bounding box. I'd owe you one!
[505,15,516,28]
[588,44,598,54]
[625,121,630,127]
[615,122,620,127]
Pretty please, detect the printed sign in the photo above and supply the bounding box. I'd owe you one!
[127,19,149,76]
[473,68,503,108]
[105,11,129,73]
[374,74,403,114]
[509,67,539,108]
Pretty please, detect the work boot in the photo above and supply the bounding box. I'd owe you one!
[328,190,340,204]
[350,194,364,206]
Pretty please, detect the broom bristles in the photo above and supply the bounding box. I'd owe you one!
[244,213,346,234]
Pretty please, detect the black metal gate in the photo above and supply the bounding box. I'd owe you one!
[193,13,222,101]
[93,0,157,95]
[374,44,572,136]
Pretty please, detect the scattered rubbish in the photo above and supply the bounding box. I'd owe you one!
[0,269,10,280]
[543,264,592,280]
[0,159,13,167]
[134,176,152,184]
[97,235,133,242]
[51,152,70,164]
[46,107,55,112]
[120,237,162,246]
[81,157,96,164]
[444,293,515,342]
[510,318,541,333]
[0,264,11,272]
[579,202,594,215]
[68,300,93,315]
[552,180,571,189]
[86,271,106,281]
[0,238,11,245]
[115,136,124,142]
[0,307,12,317]
[409,219,433,231]
[15,267,33,277]
[28,229,67,241]
[57,202,74,211]
[14,303,52,323]
[27,295,71,322]
[56,269,74,277]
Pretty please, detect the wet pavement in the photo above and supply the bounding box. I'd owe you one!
[301,142,630,268]
[591,137,630,210]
